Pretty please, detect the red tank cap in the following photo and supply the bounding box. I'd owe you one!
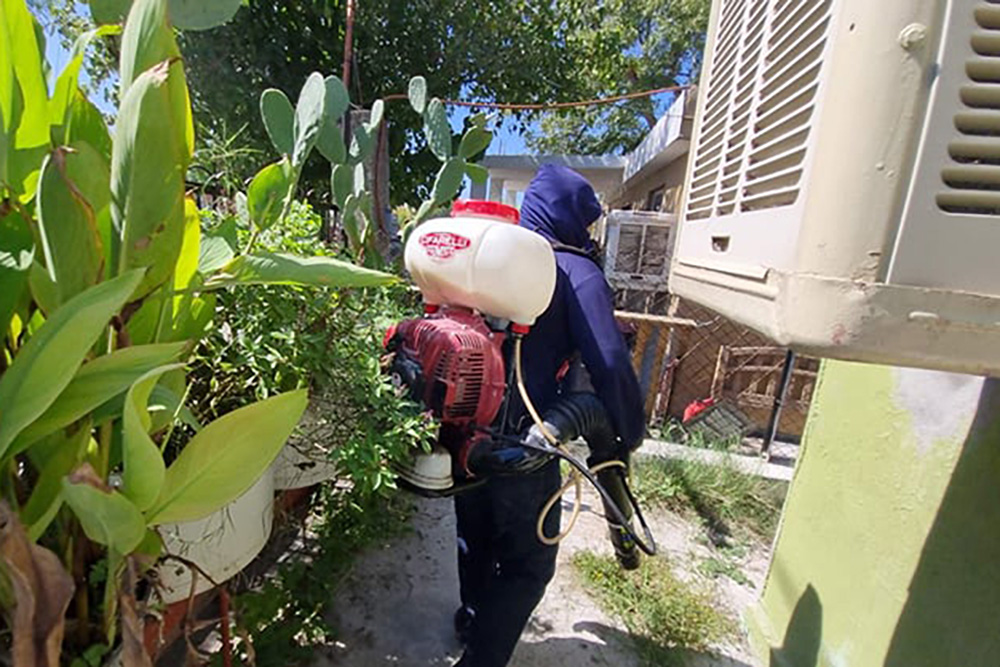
[451,199,520,224]
[424,304,440,315]
[511,323,531,335]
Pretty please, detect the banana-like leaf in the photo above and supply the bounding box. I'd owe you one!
[64,89,113,163]
[0,5,12,185]
[173,198,199,292]
[260,88,294,157]
[149,383,201,431]
[197,236,234,275]
[292,72,325,168]
[408,76,427,115]
[204,252,397,289]
[144,390,308,525]
[91,0,241,29]
[465,162,489,185]
[247,158,293,232]
[0,208,34,336]
[423,98,451,162]
[36,144,109,306]
[119,0,178,90]
[122,365,181,511]
[11,342,187,453]
[432,158,467,205]
[49,25,121,142]
[21,423,92,541]
[330,163,353,209]
[62,464,145,554]
[458,127,492,160]
[165,0,241,30]
[111,59,190,296]
[316,75,348,164]
[4,0,47,151]
[0,270,144,461]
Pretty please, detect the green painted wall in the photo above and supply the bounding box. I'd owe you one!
[749,361,1000,667]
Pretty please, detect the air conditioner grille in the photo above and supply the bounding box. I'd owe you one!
[939,1,1000,214]
[685,0,832,221]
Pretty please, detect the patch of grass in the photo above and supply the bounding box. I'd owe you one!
[698,552,753,587]
[221,487,413,666]
[634,456,787,544]
[573,551,734,667]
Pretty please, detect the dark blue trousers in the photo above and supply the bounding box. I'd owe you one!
[453,460,562,667]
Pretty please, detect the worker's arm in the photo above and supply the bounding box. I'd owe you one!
[565,268,645,450]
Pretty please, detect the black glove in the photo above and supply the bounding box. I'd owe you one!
[465,426,556,477]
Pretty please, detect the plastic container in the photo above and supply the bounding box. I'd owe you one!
[404,201,556,325]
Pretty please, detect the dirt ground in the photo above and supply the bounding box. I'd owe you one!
[315,481,767,667]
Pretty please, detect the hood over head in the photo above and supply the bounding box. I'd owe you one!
[519,164,602,250]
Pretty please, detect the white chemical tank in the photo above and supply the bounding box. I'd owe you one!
[404,200,557,326]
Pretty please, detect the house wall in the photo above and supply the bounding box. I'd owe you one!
[749,360,1000,666]
[615,157,688,211]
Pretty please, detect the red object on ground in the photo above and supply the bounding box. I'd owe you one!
[683,397,716,423]
[451,199,520,224]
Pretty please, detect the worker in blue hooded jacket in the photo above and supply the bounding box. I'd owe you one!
[453,164,645,667]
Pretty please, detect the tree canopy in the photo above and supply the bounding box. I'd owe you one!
[33,0,710,204]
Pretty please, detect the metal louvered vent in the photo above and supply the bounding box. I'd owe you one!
[938,1,1000,214]
[685,0,832,220]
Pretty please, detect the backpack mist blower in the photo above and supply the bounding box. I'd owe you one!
[383,200,656,569]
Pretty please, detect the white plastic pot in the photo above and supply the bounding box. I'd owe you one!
[271,441,339,490]
[154,469,275,604]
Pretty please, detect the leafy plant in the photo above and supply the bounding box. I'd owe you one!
[0,0,396,661]
[573,550,733,667]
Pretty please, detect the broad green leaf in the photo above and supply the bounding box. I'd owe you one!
[459,127,492,160]
[353,161,366,196]
[167,0,241,30]
[111,60,189,296]
[247,158,293,231]
[173,198,199,292]
[64,90,113,162]
[234,192,249,226]
[432,158,466,205]
[119,0,179,90]
[341,195,361,252]
[260,88,293,157]
[122,365,181,510]
[198,236,234,274]
[292,72,325,168]
[62,464,145,553]
[36,144,109,305]
[465,162,489,185]
[0,269,144,460]
[89,0,132,23]
[0,208,34,335]
[349,124,373,162]
[0,8,11,184]
[22,422,92,541]
[408,76,427,115]
[26,260,59,316]
[169,291,214,344]
[366,99,384,131]
[145,390,308,524]
[423,98,451,162]
[204,252,397,289]
[316,76,348,164]
[4,0,48,151]
[12,342,187,452]
[330,163,352,209]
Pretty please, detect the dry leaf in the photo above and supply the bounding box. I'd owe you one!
[0,501,75,667]
[119,558,153,667]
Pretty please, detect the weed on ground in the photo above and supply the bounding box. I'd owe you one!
[573,550,735,667]
[633,456,787,544]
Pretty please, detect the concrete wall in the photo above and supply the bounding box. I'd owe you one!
[614,157,688,211]
[749,360,1000,666]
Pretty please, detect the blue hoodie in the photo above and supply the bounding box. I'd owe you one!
[515,164,645,450]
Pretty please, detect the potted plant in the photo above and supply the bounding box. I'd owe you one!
[0,0,396,661]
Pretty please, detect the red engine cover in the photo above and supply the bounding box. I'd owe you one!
[395,309,506,427]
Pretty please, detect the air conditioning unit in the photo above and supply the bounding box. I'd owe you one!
[670,0,1000,376]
